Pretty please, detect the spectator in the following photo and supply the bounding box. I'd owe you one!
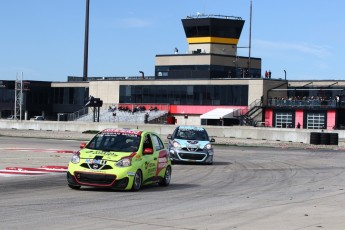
[144,113,149,123]
[174,47,178,54]
[336,95,340,107]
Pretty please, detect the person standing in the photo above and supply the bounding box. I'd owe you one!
[174,47,178,54]
[336,95,340,107]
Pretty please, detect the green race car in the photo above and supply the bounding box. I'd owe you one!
[67,128,172,191]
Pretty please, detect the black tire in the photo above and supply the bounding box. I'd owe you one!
[159,166,171,186]
[132,170,142,191]
[68,184,81,190]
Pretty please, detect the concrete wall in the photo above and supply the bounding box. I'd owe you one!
[89,81,120,105]
[1,120,344,144]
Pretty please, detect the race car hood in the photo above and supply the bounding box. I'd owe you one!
[172,139,210,149]
[79,148,134,161]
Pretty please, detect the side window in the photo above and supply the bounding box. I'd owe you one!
[151,134,165,151]
[143,134,153,149]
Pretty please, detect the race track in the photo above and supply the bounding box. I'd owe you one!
[1,137,345,230]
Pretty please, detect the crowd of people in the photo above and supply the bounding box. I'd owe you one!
[108,105,159,114]
[268,95,343,107]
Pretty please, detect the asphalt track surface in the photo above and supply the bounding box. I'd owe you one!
[1,137,345,230]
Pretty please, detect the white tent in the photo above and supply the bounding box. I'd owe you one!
[200,108,235,119]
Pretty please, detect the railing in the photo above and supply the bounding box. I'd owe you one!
[67,107,89,121]
[267,99,345,108]
[246,99,261,115]
[67,76,155,82]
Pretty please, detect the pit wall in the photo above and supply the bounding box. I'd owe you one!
[1,120,344,144]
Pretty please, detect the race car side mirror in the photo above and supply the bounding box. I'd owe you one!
[210,138,215,143]
[143,148,154,155]
[80,142,87,149]
[167,134,172,139]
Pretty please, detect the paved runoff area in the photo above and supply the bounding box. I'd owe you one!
[1,128,345,229]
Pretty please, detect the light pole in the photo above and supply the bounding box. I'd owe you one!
[83,0,90,81]
[139,71,144,79]
[248,0,252,77]
[284,70,286,80]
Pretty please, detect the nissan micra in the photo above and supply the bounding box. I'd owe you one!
[167,126,215,165]
[67,128,172,191]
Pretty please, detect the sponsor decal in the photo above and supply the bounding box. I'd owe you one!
[187,145,199,152]
[158,158,167,163]
[102,129,142,135]
[188,140,199,145]
[158,157,168,169]
[85,159,107,165]
[127,172,135,176]
[158,150,168,158]
[158,163,168,168]
[179,126,204,131]
[93,164,99,169]
[148,168,156,174]
[148,162,156,168]
[89,151,118,156]
[84,169,105,173]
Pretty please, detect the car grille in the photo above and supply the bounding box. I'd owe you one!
[80,163,113,170]
[181,147,203,152]
[178,152,206,161]
[74,172,116,186]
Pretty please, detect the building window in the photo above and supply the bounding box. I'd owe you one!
[119,85,248,106]
[306,112,325,129]
[275,112,293,128]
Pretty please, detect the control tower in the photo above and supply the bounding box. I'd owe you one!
[155,14,261,79]
[182,14,244,56]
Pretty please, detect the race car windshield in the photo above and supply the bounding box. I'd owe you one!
[174,129,209,141]
[86,133,141,152]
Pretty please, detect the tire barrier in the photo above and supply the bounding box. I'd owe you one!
[310,132,338,145]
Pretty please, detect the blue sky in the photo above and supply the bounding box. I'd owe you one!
[0,0,344,82]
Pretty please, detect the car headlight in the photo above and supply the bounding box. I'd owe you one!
[205,143,212,150]
[116,157,132,167]
[71,152,80,164]
[173,141,181,148]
